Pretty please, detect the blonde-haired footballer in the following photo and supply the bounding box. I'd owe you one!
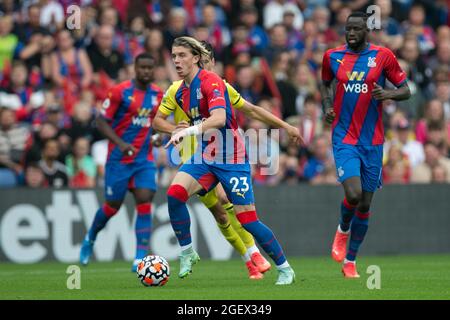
[153,40,302,281]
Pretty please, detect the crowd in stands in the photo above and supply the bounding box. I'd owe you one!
[0,0,449,188]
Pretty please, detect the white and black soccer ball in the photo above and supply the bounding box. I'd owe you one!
[136,255,170,287]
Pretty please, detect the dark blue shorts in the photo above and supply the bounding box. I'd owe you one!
[104,161,156,201]
[178,160,255,205]
[333,144,383,193]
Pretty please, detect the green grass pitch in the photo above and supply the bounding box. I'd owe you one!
[1,254,449,300]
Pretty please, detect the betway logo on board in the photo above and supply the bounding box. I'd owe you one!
[0,191,233,263]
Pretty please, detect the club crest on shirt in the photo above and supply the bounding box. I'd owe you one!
[102,98,110,109]
[368,57,376,68]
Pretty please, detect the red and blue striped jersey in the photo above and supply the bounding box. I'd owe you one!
[322,43,407,146]
[101,80,163,164]
[173,69,246,164]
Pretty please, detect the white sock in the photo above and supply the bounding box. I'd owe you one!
[246,245,259,255]
[338,225,350,234]
[180,244,193,254]
[344,258,355,264]
[241,251,251,262]
[276,261,290,270]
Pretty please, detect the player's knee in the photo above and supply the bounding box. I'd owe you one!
[357,202,371,214]
[215,211,228,225]
[167,184,189,205]
[345,190,362,206]
[103,203,119,218]
[217,192,229,206]
[236,210,258,225]
[136,202,152,216]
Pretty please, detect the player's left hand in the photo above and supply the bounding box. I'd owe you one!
[151,133,163,147]
[286,125,304,145]
[372,82,391,100]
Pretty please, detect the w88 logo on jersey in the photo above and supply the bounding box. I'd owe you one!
[343,83,369,93]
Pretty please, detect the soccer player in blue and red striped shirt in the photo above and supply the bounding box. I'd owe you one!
[161,36,297,285]
[321,12,411,278]
[79,53,163,272]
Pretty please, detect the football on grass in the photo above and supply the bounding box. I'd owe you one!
[136,255,170,287]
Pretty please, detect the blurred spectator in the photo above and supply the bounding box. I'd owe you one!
[66,137,97,188]
[426,122,449,157]
[246,119,281,186]
[331,4,351,40]
[38,138,68,188]
[264,23,292,64]
[222,23,254,67]
[200,3,231,55]
[263,0,303,31]
[402,3,436,55]
[431,163,448,184]
[0,107,31,187]
[428,39,450,74]
[279,152,300,185]
[48,30,93,114]
[16,4,54,73]
[303,135,333,181]
[67,100,100,144]
[312,6,340,48]
[24,162,47,188]
[399,36,433,99]
[411,142,450,184]
[297,95,323,147]
[87,24,125,81]
[370,0,403,51]
[292,63,318,114]
[240,6,268,53]
[99,6,129,62]
[282,9,303,58]
[71,4,98,48]
[0,14,19,73]
[434,79,450,121]
[163,7,189,51]
[394,58,425,120]
[0,60,45,122]
[126,15,147,60]
[384,119,424,168]
[144,28,177,81]
[382,143,410,184]
[271,51,298,119]
[415,99,450,145]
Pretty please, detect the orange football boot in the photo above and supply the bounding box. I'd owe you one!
[246,261,263,280]
[342,261,360,278]
[331,227,349,263]
[250,252,271,273]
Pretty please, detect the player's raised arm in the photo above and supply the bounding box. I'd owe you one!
[239,101,303,145]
